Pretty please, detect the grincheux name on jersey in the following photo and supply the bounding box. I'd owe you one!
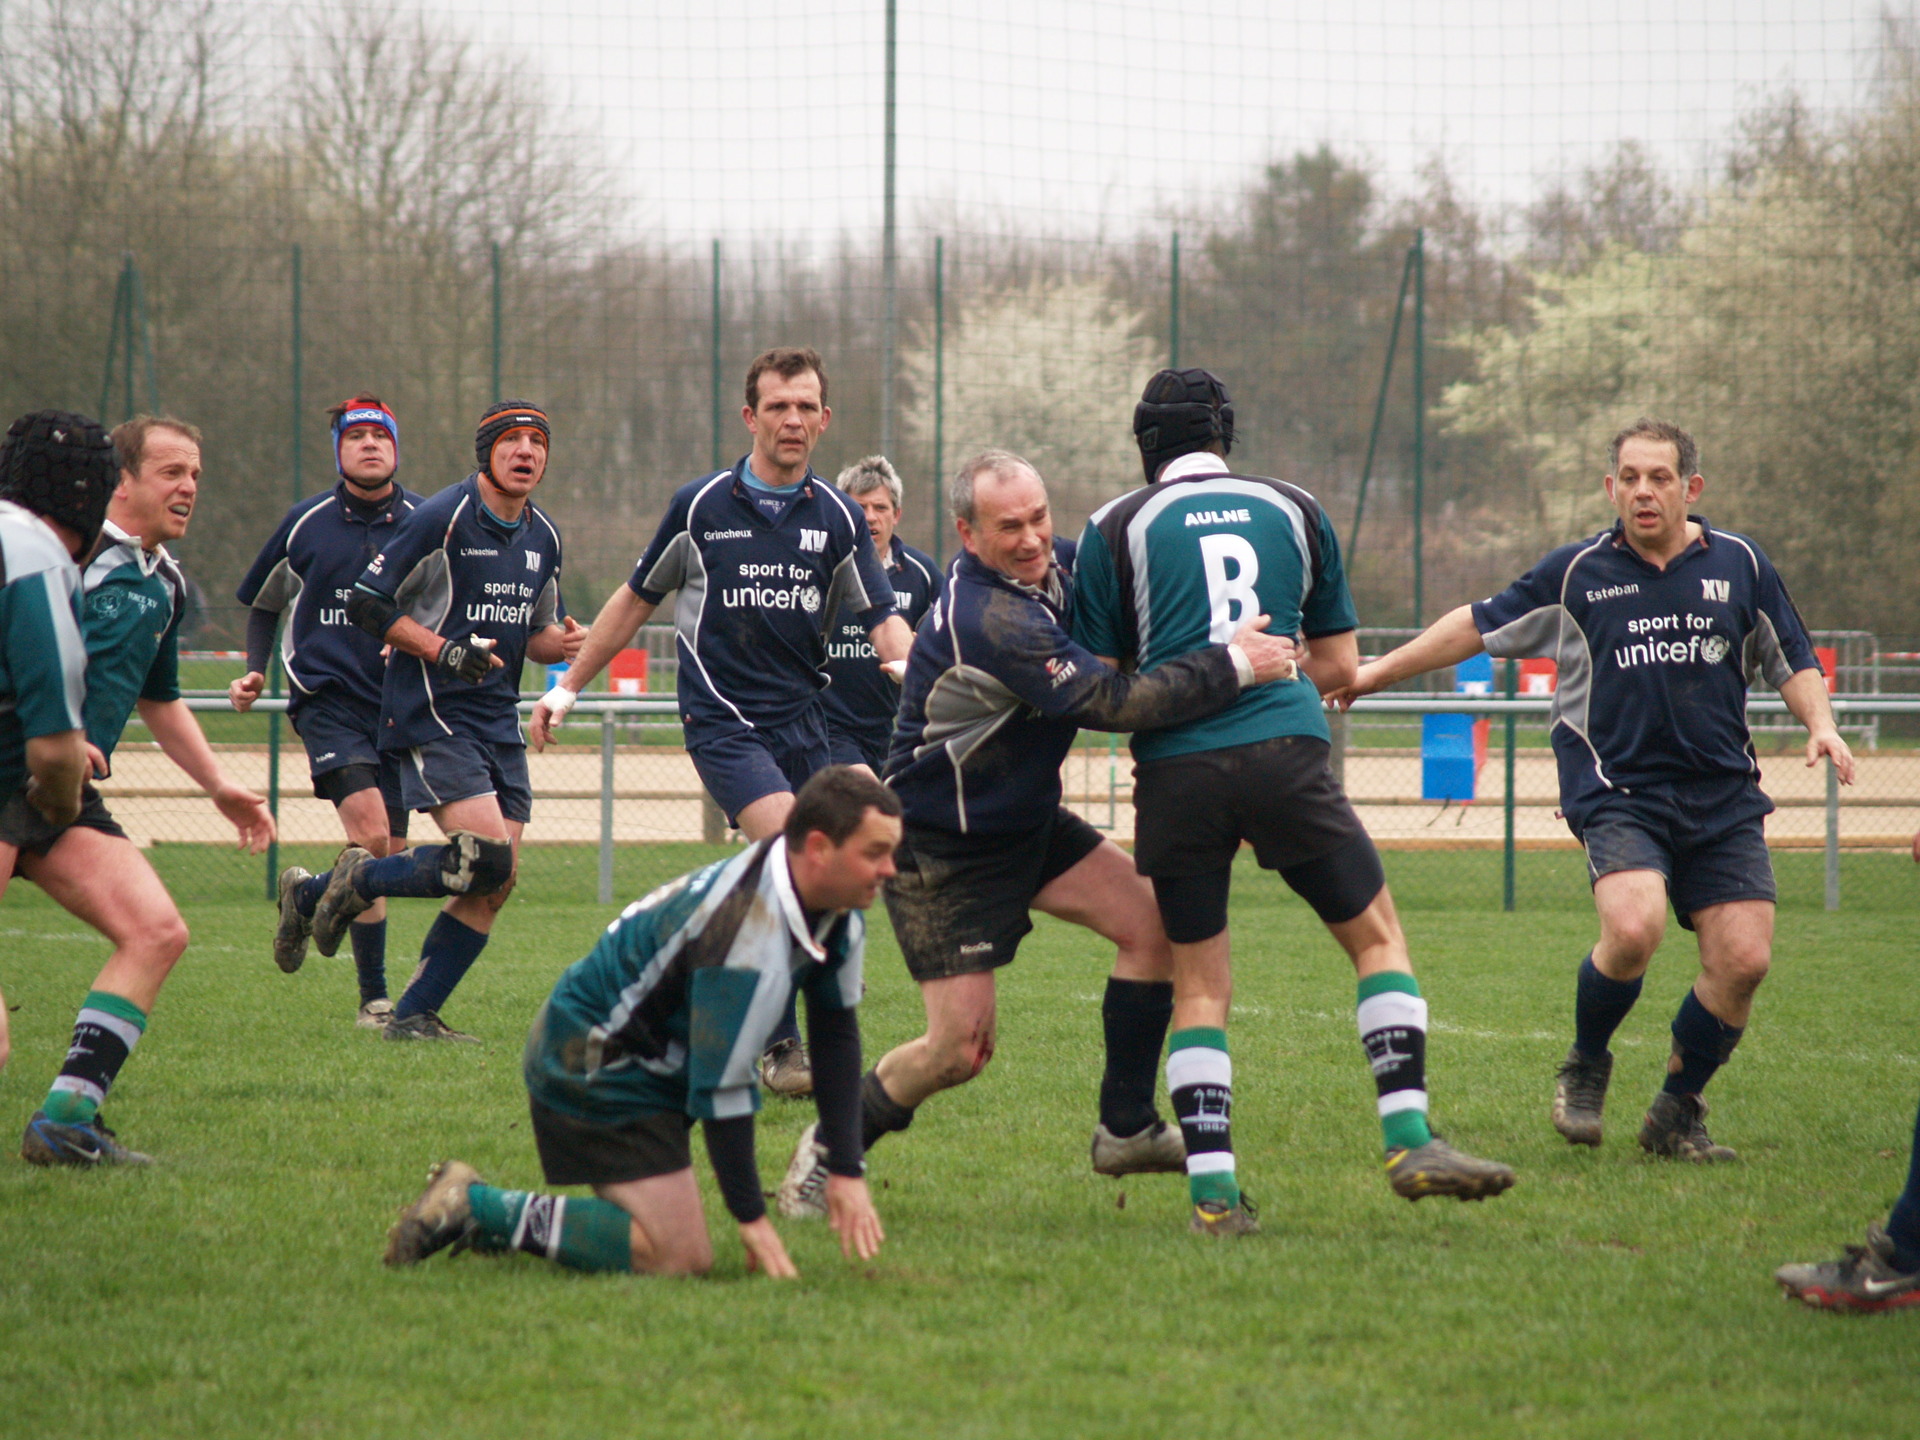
[1613,612,1730,670]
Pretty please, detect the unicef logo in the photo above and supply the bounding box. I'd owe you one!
[1701,634,1731,664]
[800,586,821,614]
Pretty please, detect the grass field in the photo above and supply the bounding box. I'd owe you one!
[2,846,1916,1439]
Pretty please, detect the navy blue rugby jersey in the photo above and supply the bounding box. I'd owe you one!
[1471,517,1819,824]
[353,474,565,751]
[884,550,1246,835]
[236,481,416,716]
[628,458,896,735]
[820,537,942,752]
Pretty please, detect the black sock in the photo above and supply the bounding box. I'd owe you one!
[1099,978,1173,1137]
[350,917,388,1004]
[1573,953,1642,1058]
[767,987,801,1050]
[391,913,488,1021]
[859,1068,915,1152]
[354,845,456,901]
[1662,987,1743,1096]
[1886,1093,1920,1272]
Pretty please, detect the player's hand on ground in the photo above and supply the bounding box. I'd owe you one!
[738,1217,799,1279]
[214,784,276,853]
[1228,614,1298,683]
[825,1174,885,1262]
[1805,728,1856,785]
[558,615,587,663]
[229,671,266,713]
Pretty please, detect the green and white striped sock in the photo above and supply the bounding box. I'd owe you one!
[1358,972,1433,1152]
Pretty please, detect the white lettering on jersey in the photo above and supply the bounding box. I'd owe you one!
[799,528,828,553]
[1199,533,1261,643]
[1585,583,1640,603]
[1701,578,1731,602]
[525,550,542,571]
[1184,508,1252,527]
[703,529,754,541]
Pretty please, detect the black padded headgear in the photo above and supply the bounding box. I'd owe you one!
[474,400,550,480]
[1133,368,1234,484]
[0,409,117,550]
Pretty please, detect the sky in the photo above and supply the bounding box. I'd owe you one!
[399,0,1885,248]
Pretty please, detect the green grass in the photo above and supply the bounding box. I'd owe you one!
[2,847,1916,1439]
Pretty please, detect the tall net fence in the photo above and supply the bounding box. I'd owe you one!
[7,0,1920,900]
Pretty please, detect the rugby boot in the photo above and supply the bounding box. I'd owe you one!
[1190,1195,1260,1237]
[383,1010,480,1043]
[384,1160,484,1265]
[758,1036,813,1098]
[1551,1046,1612,1147]
[775,1122,829,1219]
[356,998,395,1030]
[1637,1091,1738,1162]
[1385,1137,1516,1201]
[21,1110,152,1167]
[310,846,374,958]
[1775,1224,1920,1313]
[1091,1120,1187,1176]
[273,865,315,973]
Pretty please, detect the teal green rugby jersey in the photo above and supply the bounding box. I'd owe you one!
[0,500,88,796]
[524,838,863,1126]
[1073,454,1357,762]
[79,520,185,765]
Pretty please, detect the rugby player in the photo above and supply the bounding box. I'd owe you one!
[777,449,1299,1219]
[1072,370,1515,1233]
[383,767,894,1280]
[231,396,417,1027]
[16,414,276,1166]
[529,348,909,1094]
[1336,418,1852,1161]
[821,455,942,773]
[306,401,583,1042]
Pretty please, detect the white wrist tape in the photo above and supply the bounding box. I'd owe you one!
[1228,643,1257,687]
[540,685,578,720]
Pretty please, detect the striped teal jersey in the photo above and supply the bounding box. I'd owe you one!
[1073,453,1357,762]
[0,499,88,796]
[79,519,185,765]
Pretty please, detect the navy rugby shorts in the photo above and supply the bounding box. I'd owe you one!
[824,721,888,774]
[686,712,831,826]
[1,783,127,872]
[395,733,533,824]
[292,700,408,836]
[1576,775,1776,929]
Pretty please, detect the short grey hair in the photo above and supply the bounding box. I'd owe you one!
[950,449,1042,524]
[835,454,903,510]
[1610,417,1698,479]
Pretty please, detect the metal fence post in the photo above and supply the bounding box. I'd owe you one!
[599,710,615,904]
[1502,658,1517,912]
[1825,756,1840,911]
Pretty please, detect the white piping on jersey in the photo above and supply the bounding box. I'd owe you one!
[1553,534,1613,792]
[677,474,752,729]
[900,547,937,594]
[416,493,471,737]
[1713,529,1796,692]
[268,494,334,695]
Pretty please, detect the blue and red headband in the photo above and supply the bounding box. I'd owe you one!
[332,402,399,479]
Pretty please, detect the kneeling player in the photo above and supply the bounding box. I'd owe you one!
[383,768,894,1278]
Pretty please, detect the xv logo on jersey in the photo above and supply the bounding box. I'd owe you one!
[525,550,542,572]
[798,528,827,553]
[1701,578,1731,602]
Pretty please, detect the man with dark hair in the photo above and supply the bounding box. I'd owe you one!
[1337,417,1852,1161]
[530,348,910,1094]
[231,395,419,1026]
[305,400,583,1042]
[1074,370,1514,1235]
[13,413,276,1166]
[384,766,896,1281]
[776,448,1300,1220]
[823,455,942,772]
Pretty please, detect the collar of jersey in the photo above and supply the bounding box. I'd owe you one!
[97,517,167,575]
[729,455,814,524]
[1157,451,1232,484]
[334,479,405,523]
[763,835,836,960]
[955,549,1065,609]
[463,475,529,539]
[1608,514,1714,568]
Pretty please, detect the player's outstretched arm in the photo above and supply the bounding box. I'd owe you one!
[137,697,276,852]
[1328,604,1485,709]
[24,729,87,828]
[737,1217,799,1279]
[825,1174,885,1262]
[1780,666,1856,785]
[530,587,656,749]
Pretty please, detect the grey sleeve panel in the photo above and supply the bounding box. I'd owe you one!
[1478,604,1564,660]
[251,557,298,614]
[823,550,878,634]
[531,575,561,630]
[1745,612,1798,690]
[393,550,453,633]
[637,531,693,597]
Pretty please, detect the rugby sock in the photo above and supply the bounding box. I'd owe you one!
[859,1068,916,1152]
[353,845,456,901]
[391,913,488,1021]
[1099,978,1174,1137]
[1573,952,1642,1058]
[1358,972,1433,1152]
[294,871,328,918]
[467,1185,633,1272]
[1884,1095,1920,1272]
[1662,987,1743,1096]
[350,917,388,1004]
[42,991,147,1126]
[1167,1028,1237,1208]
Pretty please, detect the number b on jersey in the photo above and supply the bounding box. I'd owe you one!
[1200,533,1260,642]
